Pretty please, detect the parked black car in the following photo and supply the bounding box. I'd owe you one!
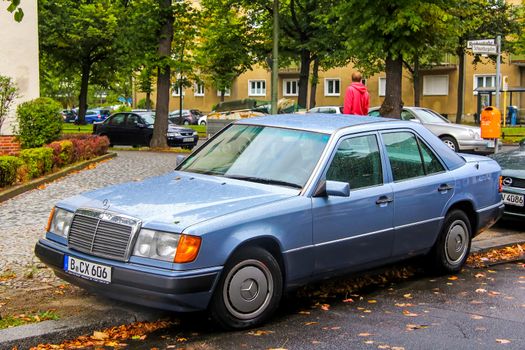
[93,111,199,149]
[169,109,203,125]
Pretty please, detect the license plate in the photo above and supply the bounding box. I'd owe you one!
[502,193,524,207]
[486,140,495,147]
[183,137,194,142]
[64,256,112,283]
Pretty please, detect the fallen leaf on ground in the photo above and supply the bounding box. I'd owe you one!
[471,315,484,320]
[304,322,318,326]
[343,298,354,303]
[298,310,310,315]
[448,276,458,281]
[406,324,428,331]
[475,288,487,293]
[395,303,413,307]
[92,331,109,340]
[320,304,330,311]
[496,339,511,344]
[358,332,372,337]
[248,330,274,336]
[403,294,412,299]
[402,310,418,317]
[368,300,377,304]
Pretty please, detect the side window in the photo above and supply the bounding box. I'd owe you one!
[400,110,415,121]
[383,131,444,181]
[368,110,381,118]
[108,113,126,126]
[419,141,445,174]
[126,114,141,126]
[326,135,383,190]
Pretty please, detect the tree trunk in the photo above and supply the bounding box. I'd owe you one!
[78,61,91,125]
[298,49,311,109]
[151,0,174,148]
[413,57,421,107]
[309,57,319,109]
[221,90,225,102]
[455,47,465,124]
[379,55,403,119]
[145,92,151,110]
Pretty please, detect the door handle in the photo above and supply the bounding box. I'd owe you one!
[376,196,393,205]
[438,184,453,192]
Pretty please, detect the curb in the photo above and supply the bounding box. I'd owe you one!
[0,304,165,350]
[0,153,117,203]
[471,233,525,253]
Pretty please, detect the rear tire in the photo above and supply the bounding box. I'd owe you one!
[428,210,471,274]
[440,136,459,152]
[210,247,283,330]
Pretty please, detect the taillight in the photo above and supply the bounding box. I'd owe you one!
[499,176,503,193]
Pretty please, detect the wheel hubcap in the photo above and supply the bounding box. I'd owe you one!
[443,140,456,151]
[445,220,468,264]
[223,260,273,320]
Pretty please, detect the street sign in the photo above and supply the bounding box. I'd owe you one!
[471,44,497,55]
[467,39,495,48]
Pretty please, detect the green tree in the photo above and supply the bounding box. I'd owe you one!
[450,0,522,123]
[196,0,259,102]
[39,0,129,124]
[336,0,459,118]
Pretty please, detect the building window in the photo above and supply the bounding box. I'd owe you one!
[283,79,299,96]
[324,78,340,96]
[248,80,266,96]
[194,82,205,97]
[473,74,497,95]
[378,77,386,97]
[171,85,185,97]
[216,87,231,97]
[423,75,449,96]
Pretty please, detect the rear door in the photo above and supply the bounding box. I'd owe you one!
[381,130,453,257]
[104,113,128,145]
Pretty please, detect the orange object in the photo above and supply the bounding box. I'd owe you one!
[174,234,201,263]
[480,106,501,139]
[46,207,56,232]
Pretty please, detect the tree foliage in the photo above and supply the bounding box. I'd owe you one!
[0,75,19,132]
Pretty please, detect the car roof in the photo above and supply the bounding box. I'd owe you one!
[235,113,395,134]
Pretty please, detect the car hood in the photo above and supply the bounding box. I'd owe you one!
[490,147,525,173]
[57,172,298,233]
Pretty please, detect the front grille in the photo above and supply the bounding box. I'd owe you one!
[68,209,141,261]
[507,177,525,189]
[180,132,193,136]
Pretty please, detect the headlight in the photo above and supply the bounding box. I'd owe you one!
[167,132,181,137]
[192,131,198,136]
[47,207,74,238]
[132,229,201,262]
[133,229,180,261]
[468,129,480,139]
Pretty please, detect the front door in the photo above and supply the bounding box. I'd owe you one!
[312,133,394,275]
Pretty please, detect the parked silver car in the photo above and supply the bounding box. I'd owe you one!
[369,107,493,153]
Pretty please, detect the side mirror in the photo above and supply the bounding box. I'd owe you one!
[176,155,187,167]
[314,180,350,197]
[409,118,421,123]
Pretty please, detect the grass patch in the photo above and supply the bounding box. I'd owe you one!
[0,310,60,329]
[502,126,525,144]
[62,124,93,134]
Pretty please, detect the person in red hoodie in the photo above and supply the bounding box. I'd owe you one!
[343,72,370,115]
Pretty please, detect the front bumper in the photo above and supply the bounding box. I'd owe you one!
[502,187,525,218]
[167,135,199,148]
[35,239,220,312]
[458,139,494,154]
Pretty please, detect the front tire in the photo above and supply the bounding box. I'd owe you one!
[428,210,472,274]
[210,247,283,330]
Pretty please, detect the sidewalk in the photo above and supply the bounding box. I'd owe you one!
[1,227,523,350]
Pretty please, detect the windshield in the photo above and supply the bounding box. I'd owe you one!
[180,124,330,188]
[415,109,450,124]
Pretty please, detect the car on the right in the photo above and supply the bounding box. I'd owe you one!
[491,139,525,218]
[307,106,343,114]
[368,107,493,154]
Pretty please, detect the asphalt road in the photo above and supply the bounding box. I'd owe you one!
[128,262,525,350]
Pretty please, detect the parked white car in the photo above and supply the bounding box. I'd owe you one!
[198,114,207,125]
[369,107,493,154]
[307,106,343,114]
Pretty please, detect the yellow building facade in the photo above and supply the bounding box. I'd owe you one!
[156,53,523,122]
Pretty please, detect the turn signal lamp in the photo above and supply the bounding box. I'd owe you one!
[174,234,201,263]
[46,207,56,232]
[499,176,503,193]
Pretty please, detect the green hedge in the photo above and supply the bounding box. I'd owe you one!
[19,147,54,179]
[0,135,110,188]
[16,97,63,149]
[0,156,23,187]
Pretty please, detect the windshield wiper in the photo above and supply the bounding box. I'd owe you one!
[225,175,302,189]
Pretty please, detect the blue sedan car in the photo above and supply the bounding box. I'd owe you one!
[35,114,503,329]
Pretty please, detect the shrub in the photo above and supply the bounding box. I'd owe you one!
[47,140,75,168]
[64,135,109,162]
[0,155,23,187]
[137,98,154,110]
[114,105,132,113]
[19,147,53,179]
[15,97,63,149]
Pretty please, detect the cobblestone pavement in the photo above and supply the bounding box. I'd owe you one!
[0,151,178,285]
